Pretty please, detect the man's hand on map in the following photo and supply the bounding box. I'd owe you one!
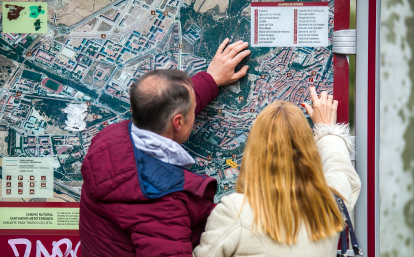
[302,86,338,126]
[207,38,251,87]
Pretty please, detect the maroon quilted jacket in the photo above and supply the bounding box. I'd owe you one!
[80,72,219,257]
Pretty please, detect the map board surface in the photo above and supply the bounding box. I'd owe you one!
[0,0,334,203]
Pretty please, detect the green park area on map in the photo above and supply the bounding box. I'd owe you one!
[2,2,47,33]
[0,0,333,203]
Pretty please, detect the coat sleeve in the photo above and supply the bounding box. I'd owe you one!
[117,197,194,257]
[191,72,219,116]
[314,123,361,212]
[193,195,242,257]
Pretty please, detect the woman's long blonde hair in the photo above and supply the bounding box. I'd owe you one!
[237,101,344,245]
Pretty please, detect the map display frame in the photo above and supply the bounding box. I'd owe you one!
[0,0,350,244]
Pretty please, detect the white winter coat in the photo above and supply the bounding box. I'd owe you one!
[194,124,361,257]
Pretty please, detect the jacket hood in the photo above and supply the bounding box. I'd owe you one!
[81,121,216,203]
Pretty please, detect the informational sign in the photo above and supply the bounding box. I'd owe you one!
[251,2,329,47]
[2,2,47,33]
[2,157,53,198]
[0,207,79,230]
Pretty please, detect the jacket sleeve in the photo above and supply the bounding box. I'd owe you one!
[117,197,194,257]
[191,72,219,116]
[314,123,361,212]
[193,195,242,257]
[172,191,215,248]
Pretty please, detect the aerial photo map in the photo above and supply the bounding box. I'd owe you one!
[0,0,334,203]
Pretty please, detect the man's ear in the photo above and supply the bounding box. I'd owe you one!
[172,114,183,132]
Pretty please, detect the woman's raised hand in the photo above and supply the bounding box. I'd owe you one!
[302,86,338,126]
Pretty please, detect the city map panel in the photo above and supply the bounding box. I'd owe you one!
[0,0,334,202]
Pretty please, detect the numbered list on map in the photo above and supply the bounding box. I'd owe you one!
[251,2,329,47]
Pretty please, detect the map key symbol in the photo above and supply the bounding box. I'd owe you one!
[30,182,34,187]
[6,182,11,187]
[18,182,23,187]
[18,189,23,194]
[18,175,23,180]
[30,189,35,194]
[6,175,11,180]
[6,189,11,194]
[30,175,35,180]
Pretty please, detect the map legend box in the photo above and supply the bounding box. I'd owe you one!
[2,157,53,198]
[251,2,329,47]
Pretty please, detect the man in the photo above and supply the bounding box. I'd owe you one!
[80,39,250,257]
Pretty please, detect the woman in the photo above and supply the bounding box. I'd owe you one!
[194,87,361,257]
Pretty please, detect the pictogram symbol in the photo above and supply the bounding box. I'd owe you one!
[30,189,35,194]
[232,154,237,158]
[6,189,11,194]
[250,109,255,113]
[287,73,292,77]
[239,96,244,101]
[6,182,11,187]
[18,175,23,180]
[103,122,108,127]
[41,182,46,188]
[101,34,106,39]
[18,189,23,194]
[217,109,222,114]
[93,114,98,119]
[207,155,212,161]
[6,175,11,180]
[41,176,46,181]
[308,78,314,83]
[30,175,35,180]
[261,75,266,79]
[30,182,35,187]
[299,88,304,94]
[151,10,156,15]
[18,182,23,187]
[86,101,91,106]
[178,44,183,49]
[16,91,22,96]
[26,52,32,57]
[311,71,317,76]
[163,11,168,16]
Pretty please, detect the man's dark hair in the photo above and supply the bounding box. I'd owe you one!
[129,69,193,134]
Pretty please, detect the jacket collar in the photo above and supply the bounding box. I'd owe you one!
[129,122,195,169]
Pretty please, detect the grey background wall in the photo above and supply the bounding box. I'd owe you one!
[380,0,414,256]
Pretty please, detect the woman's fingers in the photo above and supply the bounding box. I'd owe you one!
[331,100,338,124]
[309,86,318,104]
[302,102,314,117]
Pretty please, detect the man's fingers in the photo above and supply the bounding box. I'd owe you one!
[231,65,249,81]
[222,40,243,55]
[228,42,249,59]
[302,102,313,117]
[232,49,251,65]
[309,86,318,104]
[215,38,229,55]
